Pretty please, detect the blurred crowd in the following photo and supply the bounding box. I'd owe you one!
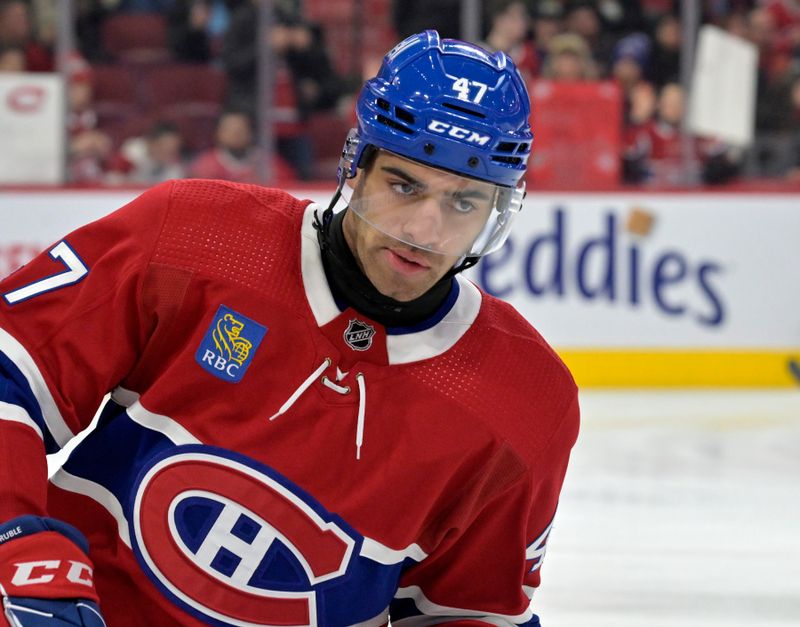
[0,0,799,187]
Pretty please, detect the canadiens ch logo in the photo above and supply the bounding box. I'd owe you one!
[130,447,358,627]
[195,305,267,382]
[343,319,375,351]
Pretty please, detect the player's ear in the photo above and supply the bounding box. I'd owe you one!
[348,162,373,196]
[344,144,378,197]
[351,145,378,188]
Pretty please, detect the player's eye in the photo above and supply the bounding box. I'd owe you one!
[448,195,478,214]
[389,181,418,196]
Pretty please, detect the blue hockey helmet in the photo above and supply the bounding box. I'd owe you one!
[338,30,533,189]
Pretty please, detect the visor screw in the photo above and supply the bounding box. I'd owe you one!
[424,142,435,155]
[467,156,479,168]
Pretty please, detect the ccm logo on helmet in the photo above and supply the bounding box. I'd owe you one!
[427,120,491,146]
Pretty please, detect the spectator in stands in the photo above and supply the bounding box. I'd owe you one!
[168,0,214,63]
[66,53,99,133]
[531,1,563,72]
[747,5,800,178]
[723,9,750,40]
[189,109,296,182]
[640,0,677,28]
[107,120,188,184]
[786,74,800,181]
[66,56,114,184]
[747,6,787,80]
[542,32,597,81]
[612,32,652,97]
[613,32,657,182]
[392,0,461,40]
[29,0,56,54]
[75,0,113,62]
[594,0,645,34]
[0,0,52,72]
[222,1,344,179]
[623,82,686,185]
[0,41,24,71]
[224,2,343,116]
[621,80,657,182]
[750,62,800,177]
[480,0,537,81]
[563,1,616,76]
[762,0,800,64]
[648,13,681,88]
[282,21,347,121]
[624,82,741,185]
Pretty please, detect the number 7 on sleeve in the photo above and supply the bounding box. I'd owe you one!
[3,241,88,305]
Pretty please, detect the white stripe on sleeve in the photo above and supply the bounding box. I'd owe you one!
[0,327,74,446]
[0,401,44,441]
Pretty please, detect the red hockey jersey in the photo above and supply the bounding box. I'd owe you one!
[0,180,579,626]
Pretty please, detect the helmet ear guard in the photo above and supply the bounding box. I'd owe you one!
[337,128,367,184]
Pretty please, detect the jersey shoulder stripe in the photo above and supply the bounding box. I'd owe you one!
[0,329,70,449]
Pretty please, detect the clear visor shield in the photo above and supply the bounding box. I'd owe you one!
[341,151,525,258]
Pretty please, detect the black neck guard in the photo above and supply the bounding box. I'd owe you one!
[313,207,456,328]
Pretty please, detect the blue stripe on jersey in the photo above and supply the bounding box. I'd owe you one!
[0,349,59,453]
[61,398,176,509]
[386,279,460,336]
[60,401,416,625]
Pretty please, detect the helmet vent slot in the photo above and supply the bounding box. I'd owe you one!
[377,114,414,135]
[496,142,518,153]
[376,98,391,111]
[442,102,487,118]
[491,155,523,165]
[394,106,415,124]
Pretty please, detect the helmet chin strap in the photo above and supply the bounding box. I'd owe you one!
[445,254,480,277]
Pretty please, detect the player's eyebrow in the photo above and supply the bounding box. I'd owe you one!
[380,166,424,189]
[451,188,492,201]
[381,166,492,201]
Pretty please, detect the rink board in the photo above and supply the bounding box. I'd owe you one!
[558,349,799,387]
[0,187,798,387]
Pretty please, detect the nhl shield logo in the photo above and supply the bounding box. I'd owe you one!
[344,319,375,351]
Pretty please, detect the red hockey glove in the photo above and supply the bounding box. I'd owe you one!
[0,516,103,627]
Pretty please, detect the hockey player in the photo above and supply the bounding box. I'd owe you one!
[0,31,578,626]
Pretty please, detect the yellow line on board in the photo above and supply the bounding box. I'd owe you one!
[556,350,800,387]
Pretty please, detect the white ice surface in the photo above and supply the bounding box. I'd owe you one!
[534,390,800,627]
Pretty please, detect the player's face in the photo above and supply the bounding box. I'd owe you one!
[342,152,494,302]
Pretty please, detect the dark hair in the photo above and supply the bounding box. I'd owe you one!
[147,121,181,140]
[0,42,24,57]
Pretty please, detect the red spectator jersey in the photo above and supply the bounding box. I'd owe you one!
[189,148,297,183]
[0,180,578,626]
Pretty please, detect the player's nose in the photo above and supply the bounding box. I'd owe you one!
[400,195,444,248]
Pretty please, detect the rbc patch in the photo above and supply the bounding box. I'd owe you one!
[195,305,267,383]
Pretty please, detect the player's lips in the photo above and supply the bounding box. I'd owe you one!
[384,247,431,275]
